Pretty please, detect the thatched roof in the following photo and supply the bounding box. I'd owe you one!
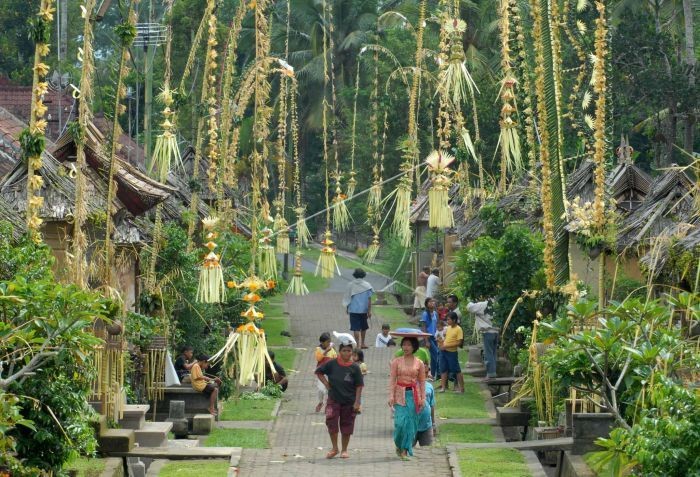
[617,168,696,251]
[456,172,542,243]
[52,122,175,216]
[0,194,25,239]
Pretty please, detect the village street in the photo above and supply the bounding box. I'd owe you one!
[236,260,453,476]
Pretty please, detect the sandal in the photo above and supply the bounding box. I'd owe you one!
[340,451,350,459]
[361,345,369,349]
[326,449,339,459]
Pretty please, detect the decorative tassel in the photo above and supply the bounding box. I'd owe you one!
[257,228,278,279]
[150,87,182,180]
[368,182,382,215]
[426,150,456,229]
[286,251,309,296]
[364,232,380,264]
[274,213,290,254]
[211,277,275,386]
[295,208,311,248]
[196,217,227,303]
[331,185,351,232]
[392,175,413,248]
[439,17,479,107]
[315,230,339,279]
[276,229,290,254]
[347,171,357,198]
[496,77,522,192]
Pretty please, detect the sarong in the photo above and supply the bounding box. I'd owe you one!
[393,389,419,456]
[413,286,427,309]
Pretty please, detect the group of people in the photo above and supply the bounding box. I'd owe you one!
[173,344,289,417]
[174,347,221,416]
[313,333,438,460]
[312,266,500,460]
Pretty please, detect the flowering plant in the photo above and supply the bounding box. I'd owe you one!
[564,196,617,256]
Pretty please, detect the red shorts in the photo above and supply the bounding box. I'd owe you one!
[325,398,357,435]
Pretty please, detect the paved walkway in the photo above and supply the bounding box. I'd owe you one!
[237,265,453,476]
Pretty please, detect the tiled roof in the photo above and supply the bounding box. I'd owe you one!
[0,107,56,179]
[0,78,75,142]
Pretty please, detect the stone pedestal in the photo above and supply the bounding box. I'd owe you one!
[374,291,387,305]
[165,401,188,438]
[193,413,214,435]
[572,413,614,455]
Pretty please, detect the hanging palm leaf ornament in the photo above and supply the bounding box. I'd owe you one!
[426,150,456,229]
[196,217,227,303]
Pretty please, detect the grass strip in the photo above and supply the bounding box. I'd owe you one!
[435,376,488,419]
[203,428,269,448]
[270,347,299,371]
[62,457,106,477]
[263,318,291,346]
[457,448,531,477]
[220,398,278,421]
[159,460,230,476]
[437,423,494,443]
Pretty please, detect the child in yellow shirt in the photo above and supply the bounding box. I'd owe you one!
[438,312,465,393]
[315,332,338,412]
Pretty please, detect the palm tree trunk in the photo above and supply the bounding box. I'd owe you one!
[682,0,696,153]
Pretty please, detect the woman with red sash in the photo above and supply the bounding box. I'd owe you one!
[388,337,426,459]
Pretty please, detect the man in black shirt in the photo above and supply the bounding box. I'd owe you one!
[264,351,288,392]
[315,342,364,459]
[174,345,194,383]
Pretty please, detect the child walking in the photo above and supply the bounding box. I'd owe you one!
[315,332,338,412]
[439,312,465,393]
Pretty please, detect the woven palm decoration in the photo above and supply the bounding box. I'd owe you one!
[426,150,456,229]
[315,230,339,279]
[257,227,278,279]
[212,276,275,386]
[364,227,381,264]
[286,250,309,295]
[196,217,227,303]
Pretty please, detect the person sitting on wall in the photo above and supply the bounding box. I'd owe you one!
[190,354,220,415]
[174,345,195,383]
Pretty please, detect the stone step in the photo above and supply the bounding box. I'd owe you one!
[496,406,531,427]
[134,421,173,448]
[110,446,241,461]
[447,437,573,451]
[119,404,150,430]
[98,428,135,455]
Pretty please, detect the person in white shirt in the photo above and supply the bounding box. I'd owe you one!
[375,323,396,348]
[467,299,498,378]
[425,268,441,299]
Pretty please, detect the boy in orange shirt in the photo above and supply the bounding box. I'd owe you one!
[438,312,465,393]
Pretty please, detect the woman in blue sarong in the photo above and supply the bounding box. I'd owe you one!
[388,337,426,459]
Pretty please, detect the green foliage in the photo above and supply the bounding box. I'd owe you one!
[478,201,507,238]
[0,223,111,474]
[125,311,164,349]
[453,224,544,333]
[19,128,45,161]
[113,22,137,47]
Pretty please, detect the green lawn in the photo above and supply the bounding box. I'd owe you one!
[373,304,413,330]
[437,423,495,444]
[435,376,489,419]
[302,271,329,293]
[62,457,106,477]
[457,449,531,476]
[203,428,269,448]
[263,303,285,318]
[270,347,299,371]
[263,318,291,346]
[159,460,230,476]
[220,397,278,420]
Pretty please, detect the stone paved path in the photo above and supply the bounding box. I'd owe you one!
[237,264,453,476]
